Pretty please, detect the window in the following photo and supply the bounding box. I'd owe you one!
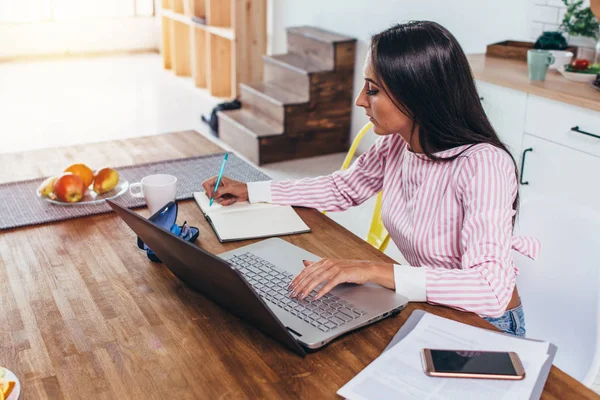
[0,0,154,23]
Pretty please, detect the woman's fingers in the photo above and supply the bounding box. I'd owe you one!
[203,176,233,198]
[214,178,248,201]
[202,176,218,198]
[288,259,370,300]
[290,260,336,298]
[296,267,340,300]
[314,274,348,300]
[288,260,312,289]
[212,176,232,198]
[289,259,327,290]
[203,177,248,207]
[217,196,237,206]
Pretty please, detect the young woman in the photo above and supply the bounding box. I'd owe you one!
[202,21,540,337]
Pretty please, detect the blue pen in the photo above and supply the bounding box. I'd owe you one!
[210,152,229,206]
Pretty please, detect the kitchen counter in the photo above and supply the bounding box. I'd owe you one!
[467,54,600,113]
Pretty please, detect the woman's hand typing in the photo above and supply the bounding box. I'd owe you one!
[288,259,396,300]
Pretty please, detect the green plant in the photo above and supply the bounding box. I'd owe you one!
[560,0,599,39]
[534,31,569,49]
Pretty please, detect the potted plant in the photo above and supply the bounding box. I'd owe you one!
[560,0,599,62]
[592,0,600,64]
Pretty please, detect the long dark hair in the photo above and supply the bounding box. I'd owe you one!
[370,21,519,219]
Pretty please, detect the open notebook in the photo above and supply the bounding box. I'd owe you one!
[193,192,311,242]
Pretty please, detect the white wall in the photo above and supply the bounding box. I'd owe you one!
[529,0,569,39]
[270,0,530,152]
[528,0,594,40]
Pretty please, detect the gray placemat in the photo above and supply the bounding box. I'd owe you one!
[0,153,271,230]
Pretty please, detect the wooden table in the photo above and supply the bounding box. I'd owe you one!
[0,131,596,399]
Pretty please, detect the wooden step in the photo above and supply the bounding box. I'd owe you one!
[262,53,326,98]
[218,108,283,137]
[239,82,308,125]
[287,26,357,72]
[266,53,327,73]
[217,109,283,164]
[287,26,356,44]
[218,109,349,165]
[259,128,349,164]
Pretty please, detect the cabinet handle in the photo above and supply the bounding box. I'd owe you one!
[520,148,533,185]
[571,126,600,139]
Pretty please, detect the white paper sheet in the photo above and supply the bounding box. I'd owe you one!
[338,313,550,400]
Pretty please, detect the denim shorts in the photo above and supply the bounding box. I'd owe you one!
[483,303,526,337]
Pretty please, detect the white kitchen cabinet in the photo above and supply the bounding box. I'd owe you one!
[520,133,600,215]
[475,79,600,217]
[525,95,600,159]
[476,80,527,159]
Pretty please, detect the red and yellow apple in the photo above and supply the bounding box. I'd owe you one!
[53,172,86,203]
[93,167,119,194]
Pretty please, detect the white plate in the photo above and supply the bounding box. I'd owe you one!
[3,368,21,400]
[37,179,129,206]
[557,65,597,83]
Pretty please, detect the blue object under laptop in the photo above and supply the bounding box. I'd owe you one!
[137,201,199,262]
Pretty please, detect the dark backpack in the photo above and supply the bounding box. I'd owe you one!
[202,98,242,136]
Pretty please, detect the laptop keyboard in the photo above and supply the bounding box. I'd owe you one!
[226,252,367,332]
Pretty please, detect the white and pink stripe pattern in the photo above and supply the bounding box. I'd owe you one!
[270,134,540,318]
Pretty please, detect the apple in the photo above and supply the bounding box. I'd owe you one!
[37,175,58,197]
[93,167,119,194]
[53,172,86,203]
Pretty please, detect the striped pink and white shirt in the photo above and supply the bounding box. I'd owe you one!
[247,134,540,318]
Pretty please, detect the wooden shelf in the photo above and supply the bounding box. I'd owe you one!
[161,9,191,25]
[192,25,207,88]
[206,26,234,40]
[160,0,266,98]
[208,33,232,97]
[171,19,191,77]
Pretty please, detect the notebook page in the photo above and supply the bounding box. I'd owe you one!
[206,205,310,241]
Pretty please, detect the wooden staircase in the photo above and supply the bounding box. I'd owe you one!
[217,26,356,165]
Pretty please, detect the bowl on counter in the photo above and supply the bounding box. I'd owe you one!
[557,65,597,83]
[549,50,574,70]
[592,75,600,91]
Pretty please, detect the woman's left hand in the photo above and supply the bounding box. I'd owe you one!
[289,259,391,300]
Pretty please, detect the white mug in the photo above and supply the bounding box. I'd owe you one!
[129,174,177,215]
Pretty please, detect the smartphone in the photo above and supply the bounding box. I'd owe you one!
[421,349,526,380]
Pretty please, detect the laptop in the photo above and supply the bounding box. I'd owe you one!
[106,200,408,356]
